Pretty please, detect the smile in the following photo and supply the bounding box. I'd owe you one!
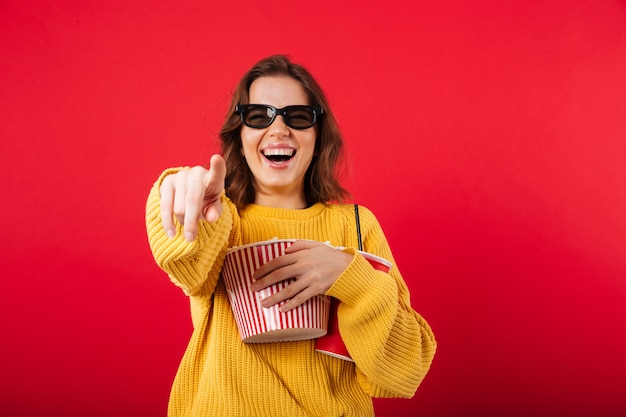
[262,148,296,164]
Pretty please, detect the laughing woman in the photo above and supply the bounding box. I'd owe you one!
[145,55,436,417]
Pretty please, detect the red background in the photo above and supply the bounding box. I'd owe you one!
[1,1,625,416]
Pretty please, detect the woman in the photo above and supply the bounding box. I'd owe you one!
[146,55,436,417]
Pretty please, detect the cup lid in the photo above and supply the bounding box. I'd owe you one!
[357,251,393,269]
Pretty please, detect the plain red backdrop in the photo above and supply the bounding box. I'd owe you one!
[1,1,625,416]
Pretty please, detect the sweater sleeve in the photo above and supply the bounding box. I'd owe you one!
[145,168,233,296]
[325,206,436,399]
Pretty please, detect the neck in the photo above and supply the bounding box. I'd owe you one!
[254,189,307,209]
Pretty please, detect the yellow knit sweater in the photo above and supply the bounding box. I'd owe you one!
[146,169,436,417]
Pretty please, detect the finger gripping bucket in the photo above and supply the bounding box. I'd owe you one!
[222,239,330,343]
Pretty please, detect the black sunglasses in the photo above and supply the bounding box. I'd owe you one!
[235,104,323,129]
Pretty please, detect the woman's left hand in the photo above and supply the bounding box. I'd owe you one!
[250,240,353,312]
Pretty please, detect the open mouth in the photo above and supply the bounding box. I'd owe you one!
[262,148,296,163]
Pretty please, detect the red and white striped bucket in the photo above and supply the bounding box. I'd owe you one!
[222,239,330,343]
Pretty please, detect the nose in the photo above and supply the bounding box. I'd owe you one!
[268,114,290,137]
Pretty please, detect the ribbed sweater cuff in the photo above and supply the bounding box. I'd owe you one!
[326,249,396,306]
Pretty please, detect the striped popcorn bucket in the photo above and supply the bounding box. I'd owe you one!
[315,251,392,361]
[222,239,330,343]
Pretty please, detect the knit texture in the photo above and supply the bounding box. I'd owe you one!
[145,169,436,417]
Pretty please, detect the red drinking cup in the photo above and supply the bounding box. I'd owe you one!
[315,251,392,360]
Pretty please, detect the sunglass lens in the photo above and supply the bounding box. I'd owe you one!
[243,105,273,128]
[285,107,315,128]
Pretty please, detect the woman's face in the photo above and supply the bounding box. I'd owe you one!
[241,75,317,208]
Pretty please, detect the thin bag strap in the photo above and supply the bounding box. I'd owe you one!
[354,204,363,251]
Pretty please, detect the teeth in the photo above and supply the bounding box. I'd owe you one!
[263,148,294,157]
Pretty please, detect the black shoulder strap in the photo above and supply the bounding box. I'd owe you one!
[354,204,363,251]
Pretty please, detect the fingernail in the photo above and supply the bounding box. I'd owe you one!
[184,232,195,242]
[166,229,175,239]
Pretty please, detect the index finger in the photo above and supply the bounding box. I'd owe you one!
[159,176,176,238]
[253,252,296,281]
[206,154,227,188]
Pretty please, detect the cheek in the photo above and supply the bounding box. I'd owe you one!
[240,129,262,157]
[303,133,318,157]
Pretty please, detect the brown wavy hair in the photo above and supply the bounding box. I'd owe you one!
[219,55,350,209]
